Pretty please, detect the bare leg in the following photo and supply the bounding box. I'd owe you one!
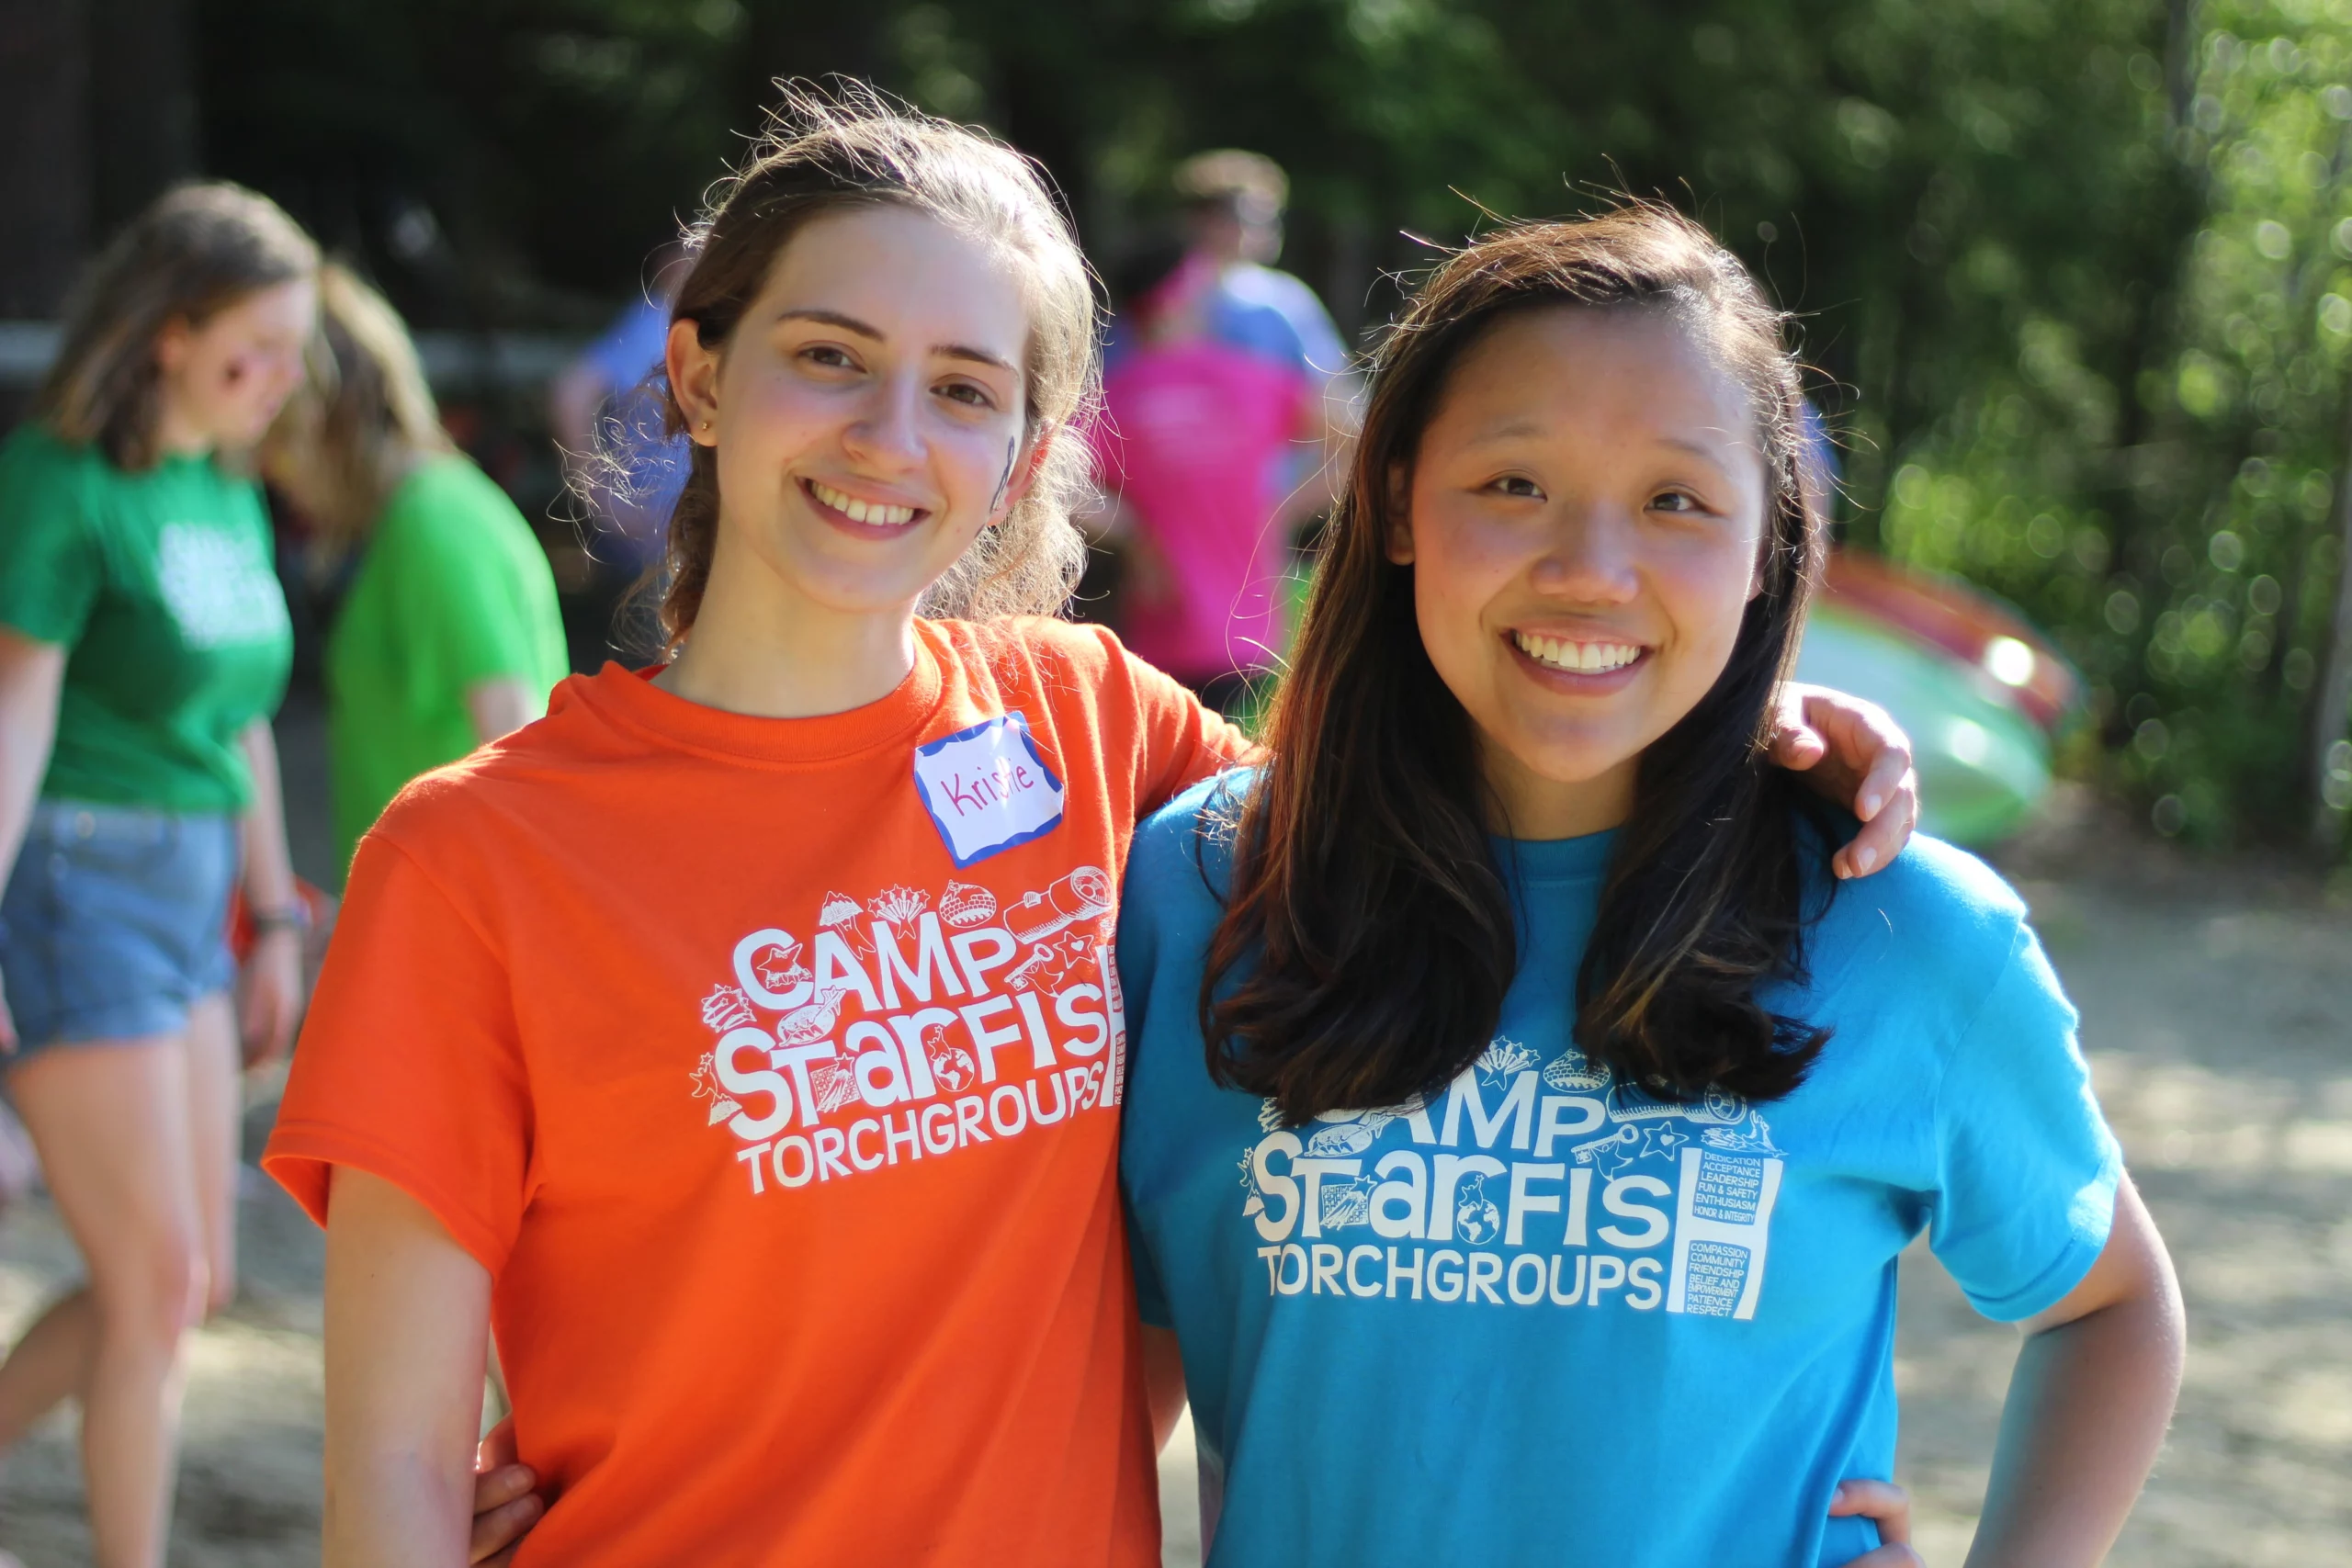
[0,1287,96,1447]
[182,994,242,1317]
[9,1037,207,1568]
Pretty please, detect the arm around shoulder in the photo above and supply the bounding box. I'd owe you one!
[323,1166,495,1568]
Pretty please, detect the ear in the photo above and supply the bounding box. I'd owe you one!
[666,317,721,446]
[1382,459,1415,565]
[991,423,1054,525]
[153,316,192,375]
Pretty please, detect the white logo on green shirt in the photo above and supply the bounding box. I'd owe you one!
[157,522,289,649]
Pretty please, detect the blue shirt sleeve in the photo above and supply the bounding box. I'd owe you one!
[1116,809,1174,1326]
[1262,271,1351,382]
[580,296,672,391]
[1928,919,2123,1320]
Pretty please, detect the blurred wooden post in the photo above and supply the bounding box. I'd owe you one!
[2312,392,2352,849]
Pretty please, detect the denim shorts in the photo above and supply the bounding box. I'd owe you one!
[0,800,239,1054]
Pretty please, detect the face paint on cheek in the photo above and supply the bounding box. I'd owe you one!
[988,435,1019,517]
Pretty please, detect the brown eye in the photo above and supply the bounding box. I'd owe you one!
[1490,475,1544,500]
[938,380,994,410]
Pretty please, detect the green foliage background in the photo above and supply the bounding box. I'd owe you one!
[195,0,2352,846]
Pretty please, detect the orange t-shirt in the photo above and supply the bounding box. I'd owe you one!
[266,617,1248,1567]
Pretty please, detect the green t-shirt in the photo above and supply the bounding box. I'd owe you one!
[0,423,292,813]
[323,454,570,874]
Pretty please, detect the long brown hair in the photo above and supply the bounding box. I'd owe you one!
[1204,205,1834,1123]
[639,81,1097,652]
[37,182,319,472]
[266,263,452,550]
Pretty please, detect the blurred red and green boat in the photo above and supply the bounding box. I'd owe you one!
[1792,551,2083,845]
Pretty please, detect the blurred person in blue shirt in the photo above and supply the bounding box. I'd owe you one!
[548,243,693,576]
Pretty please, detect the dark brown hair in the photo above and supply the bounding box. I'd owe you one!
[638,82,1097,652]
[1204,204,1833,1123]
[37,182,319,472]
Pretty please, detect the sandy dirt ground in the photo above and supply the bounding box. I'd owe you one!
[0,792,2345,1565]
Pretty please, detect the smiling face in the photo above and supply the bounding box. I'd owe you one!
[669,203,1038,620]
[153,276,318,454]
[1389,304,1771,835]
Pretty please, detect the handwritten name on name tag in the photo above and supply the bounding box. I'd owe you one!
[913,713,1068,868]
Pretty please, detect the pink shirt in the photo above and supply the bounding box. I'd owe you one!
[1095,340,1312,683]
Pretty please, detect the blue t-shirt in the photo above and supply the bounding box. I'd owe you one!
[1117,778,2121,1568]
[575,293,688,566]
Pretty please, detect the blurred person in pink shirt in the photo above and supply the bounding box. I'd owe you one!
[1092,237,1329,712]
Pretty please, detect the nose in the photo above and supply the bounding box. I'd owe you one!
[1529,499,1640,604]
[841,368,927,472]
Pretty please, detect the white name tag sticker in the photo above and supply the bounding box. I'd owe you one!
[913,713,1068,868]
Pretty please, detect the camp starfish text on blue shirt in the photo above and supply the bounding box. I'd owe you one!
[1240,1038,1783,1318]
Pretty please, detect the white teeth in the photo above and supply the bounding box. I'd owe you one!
[809,480,918,526]
[1513,631,1642,673]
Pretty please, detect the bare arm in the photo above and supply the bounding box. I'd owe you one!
[464,677,540,747]
[1966,1176,2185,1567]
[0,627,65,1052]
[237,718,304,1066]
[324,1167,494,1568]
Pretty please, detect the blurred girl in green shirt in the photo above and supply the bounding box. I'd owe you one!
[0,182,316,1568]
[264,265,570,877]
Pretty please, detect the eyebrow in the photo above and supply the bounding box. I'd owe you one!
[776,308,1018,374]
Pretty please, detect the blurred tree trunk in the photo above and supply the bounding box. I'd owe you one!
[0,0,93,320]
[2312,392,2352,847]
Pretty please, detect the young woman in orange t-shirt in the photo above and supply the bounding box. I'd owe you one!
[274,88,1920,1567]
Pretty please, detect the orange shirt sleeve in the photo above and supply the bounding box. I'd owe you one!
[1108,633,1255,815]
[263,830,534,1275]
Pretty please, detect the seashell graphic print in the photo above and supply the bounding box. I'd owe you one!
[1542,1044,1610,1092]
[938,881,997,930]
[817,891,862,929]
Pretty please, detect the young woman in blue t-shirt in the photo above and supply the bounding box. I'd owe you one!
[1115,206,2184,1567]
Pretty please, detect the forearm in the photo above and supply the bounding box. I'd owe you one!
[0,710,50,894]
[0,633,63,890]
[323,1168,493,1568]
[325,1447,481,1568]
[1967,1213,2185,1565]
[238,719,299,912]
